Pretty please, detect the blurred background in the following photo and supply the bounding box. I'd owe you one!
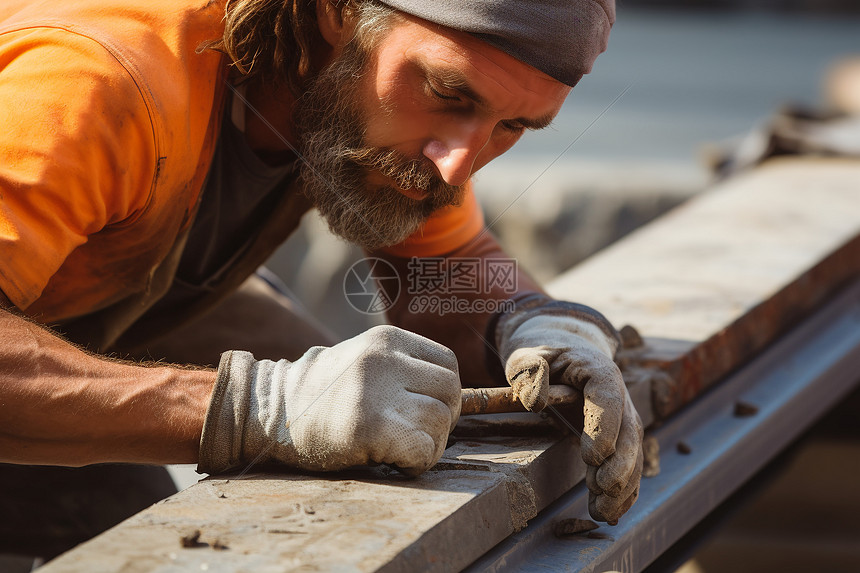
[267,0,860,340]
[182,2,860,571]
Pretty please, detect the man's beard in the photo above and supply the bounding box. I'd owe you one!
[295,40,464,251]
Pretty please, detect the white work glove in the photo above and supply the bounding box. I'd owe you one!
[495,295,643,524]
[198,325,461,476]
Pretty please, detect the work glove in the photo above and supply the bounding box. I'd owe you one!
[494,294,643,524]
[198,325,461,476]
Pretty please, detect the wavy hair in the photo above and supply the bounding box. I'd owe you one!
[206,0,397,96]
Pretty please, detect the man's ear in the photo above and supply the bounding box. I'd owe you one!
[316,0,348,48]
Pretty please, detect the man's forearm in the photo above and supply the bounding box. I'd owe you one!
[0,299,214,466]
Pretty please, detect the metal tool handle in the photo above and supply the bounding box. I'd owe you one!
[460,385,579,415]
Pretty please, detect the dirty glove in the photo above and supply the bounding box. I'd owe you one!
[199,325,461,476]
[494,294,643,524]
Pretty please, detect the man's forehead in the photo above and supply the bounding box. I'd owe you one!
[376,20,570,128]
[406,22,567,92]
[377,0,616,88]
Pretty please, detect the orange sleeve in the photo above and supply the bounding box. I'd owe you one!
[378,182,486,258]
[0,27,156,310]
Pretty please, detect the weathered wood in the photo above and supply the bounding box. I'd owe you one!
[39,157,860,572]
[39,437,586,573]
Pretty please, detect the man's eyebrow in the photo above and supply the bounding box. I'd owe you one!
[421,64,557,131]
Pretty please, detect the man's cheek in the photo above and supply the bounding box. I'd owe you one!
[474,133,522,174]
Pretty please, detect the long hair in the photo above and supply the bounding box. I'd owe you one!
[207,0,395,97]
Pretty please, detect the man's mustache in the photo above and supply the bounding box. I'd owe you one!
[343,146,451,194]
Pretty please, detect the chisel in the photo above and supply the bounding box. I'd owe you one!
[460,385,579,415]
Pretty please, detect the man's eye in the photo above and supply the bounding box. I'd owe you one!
[500,121,526,133]
[428,83,460,102]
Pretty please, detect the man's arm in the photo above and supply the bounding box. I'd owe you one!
[0,292,461,476]
[0,291,214,466]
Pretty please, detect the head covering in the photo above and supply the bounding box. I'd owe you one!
[377,0,615,87]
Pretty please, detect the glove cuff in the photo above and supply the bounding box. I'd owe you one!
[198,350,256,474]
[493,294,622,358]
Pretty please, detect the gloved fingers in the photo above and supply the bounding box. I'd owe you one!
[383,397,452,476]
[405,365,463,433]
[370,325,459,372]
[503,348,551,411]
[588,489,639,526]
[595,390,644,497]
[588,446,643,524]
[402,358,462,429]
[585,464,600,495]
[575,357,625,467]
[384,431,437,477]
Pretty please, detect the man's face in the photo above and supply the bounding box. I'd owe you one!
[297,13,571,250]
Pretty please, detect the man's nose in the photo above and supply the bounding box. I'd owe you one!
[422,123,492,187]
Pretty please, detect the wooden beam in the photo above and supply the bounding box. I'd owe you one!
[38,437,587,573]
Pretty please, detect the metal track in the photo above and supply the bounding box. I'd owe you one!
[467,278,860,573]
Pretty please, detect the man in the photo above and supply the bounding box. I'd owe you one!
[0,0,642,557]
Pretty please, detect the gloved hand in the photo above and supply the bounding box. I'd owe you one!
[198,325,461,476]
[495,295,643,524]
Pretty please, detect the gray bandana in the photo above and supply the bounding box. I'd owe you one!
[378,0,615,87]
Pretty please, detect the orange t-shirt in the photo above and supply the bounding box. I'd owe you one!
[0,0,484,323]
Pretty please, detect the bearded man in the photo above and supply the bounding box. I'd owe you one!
[0,0,642,560]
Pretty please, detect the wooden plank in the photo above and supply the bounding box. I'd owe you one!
[38,156,860,571]
[39,437,587,573]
